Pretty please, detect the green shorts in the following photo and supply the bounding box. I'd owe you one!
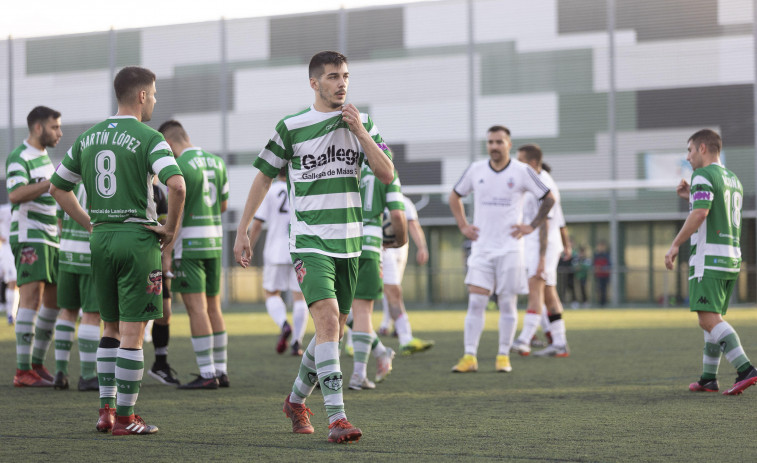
[58,270,99,313]
[172,257,221,296]
[90,225,163,323]
[354,257,383,301]
[291,252,358,314]
[12,242,58,286]
[689,276,736,315]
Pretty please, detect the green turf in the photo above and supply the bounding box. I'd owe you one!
[1,307,757,462]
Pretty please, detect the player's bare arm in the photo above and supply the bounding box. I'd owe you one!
[665,208,708,270]
[247,218,265,249]
[384,209,408,248]
[341,103,394,185]
[560,226,571,258]
[9,180,52,204]
[409,220,429,265]
[511,191,556,238]
[448,190,479,240]
[146,174,186,248]
[49,184,92,233]
[234,171,274,268]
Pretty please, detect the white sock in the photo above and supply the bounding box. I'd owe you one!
[5,287,18,318]
[497,294,518,355]
[379,297,391,330]
[464,293,488,356]
[395,313,413,346]
[265,296,288,328]
[540,306,550,333]
[291,299,308,344]
[517,312,541,344]
[549,316,567,347]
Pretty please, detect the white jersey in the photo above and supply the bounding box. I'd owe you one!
[0,203,11,243]
[454,158,549,255]
[523,170,564,255]
[255,179,292,265]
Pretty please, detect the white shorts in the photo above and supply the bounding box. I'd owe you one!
[382,244,409,286]
[262,263,301,293]
[0,241,16,283]
[465,251,527,296]
[525,242,562,287]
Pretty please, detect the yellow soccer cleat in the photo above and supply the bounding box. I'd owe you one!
[495,354,512,373]
[451,354,478,373]
[400,337,435,355]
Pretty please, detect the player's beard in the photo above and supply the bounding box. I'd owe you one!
[39,129,59,149]
[319,88,344,110]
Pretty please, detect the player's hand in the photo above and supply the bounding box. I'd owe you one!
[234,231,252,268]
[145,224,175,249]
[561,246,573,260]
[461,224,480,241]
[536,257,546,277]
[341,104,365,134]
[676,179,690,199]
[416,247,429,265]
[511,223,534,239]
[664,245,678,270]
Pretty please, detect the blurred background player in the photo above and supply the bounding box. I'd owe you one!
[145,178,181,386]
[348,165,406,390]
[511,146,570,357]
[51,66,185,435]
[7,106,63,387]
[377,194,434,355]
[159,120,230,390]
[449,125,554,373]
[0,202,19,325]
[248,168,308,356]
[55,183,102,390]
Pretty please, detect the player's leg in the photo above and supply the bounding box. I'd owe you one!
[54,270,84,390]
[289,267,308,356]
[695,278,757,395]
[378,248,398,336]
[264,264,292,353]
[76,273,101,391]
[350,258,380,390]
[533,249,569,357]
[6,280,18,324]
[513,276,544,356]
[494,252,526,372]
[148,276,179,386]
[206,257,228,386]
[453,253,494,372]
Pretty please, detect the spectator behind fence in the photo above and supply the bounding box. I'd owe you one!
[593,240,611,307]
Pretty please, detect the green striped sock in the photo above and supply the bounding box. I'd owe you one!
[97,344,118,409]
[191,335,215,378]
[54,319,76,375]
[712,321,750,372]
[15,308,36,370]
[115,348,144,417]
[32,306,57,365]
[78,324,101,380]
[212,331,228,375]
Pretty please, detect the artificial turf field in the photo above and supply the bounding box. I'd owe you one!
[1,305,757,462]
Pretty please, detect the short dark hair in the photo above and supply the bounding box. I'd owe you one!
[114,66,156,103]
[688,129,722,154]
[309,51,348,79]
[541,162,551,173]
[487,125,511,137]
[158,119,188,142]
[518,143,543,165]
[27,106,61,131]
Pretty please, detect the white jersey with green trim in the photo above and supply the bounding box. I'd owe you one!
[359,166,403,260]
[254,179,292,265]
[174,147,228,259]
[5,141,59,247]
[51,116,182,226]
[58,183,91,274]
[253,105,391,259]
[688,162,742,280]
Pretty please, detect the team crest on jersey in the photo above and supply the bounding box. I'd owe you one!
[294,259,307,284]
[20,247,38,265]
[507,177,514,189]
[146,269,163,295]
[322,373,343,391]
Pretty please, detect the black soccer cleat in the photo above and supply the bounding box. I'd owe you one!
[178,374,219,390]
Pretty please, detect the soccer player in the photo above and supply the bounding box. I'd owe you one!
[348,165,406,390]
[0,202,19,325]
[377,194,435,355]
[248,168,309,356]
[7,106,63,387]
[55,183,102,391]
[665,129,757,395]
[449,125,554,373]
[234,50,395,444]
[511,145,570,357]
[50,66,185,435]
[158,120,230,390]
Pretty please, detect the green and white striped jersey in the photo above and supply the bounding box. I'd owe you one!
[5,141,59,247]
[688,162,742,280]
[359,166,403,260]
[58,183,91,274]
[253,106,391,258]
[174,147,229,259]
[50,116,182,227]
